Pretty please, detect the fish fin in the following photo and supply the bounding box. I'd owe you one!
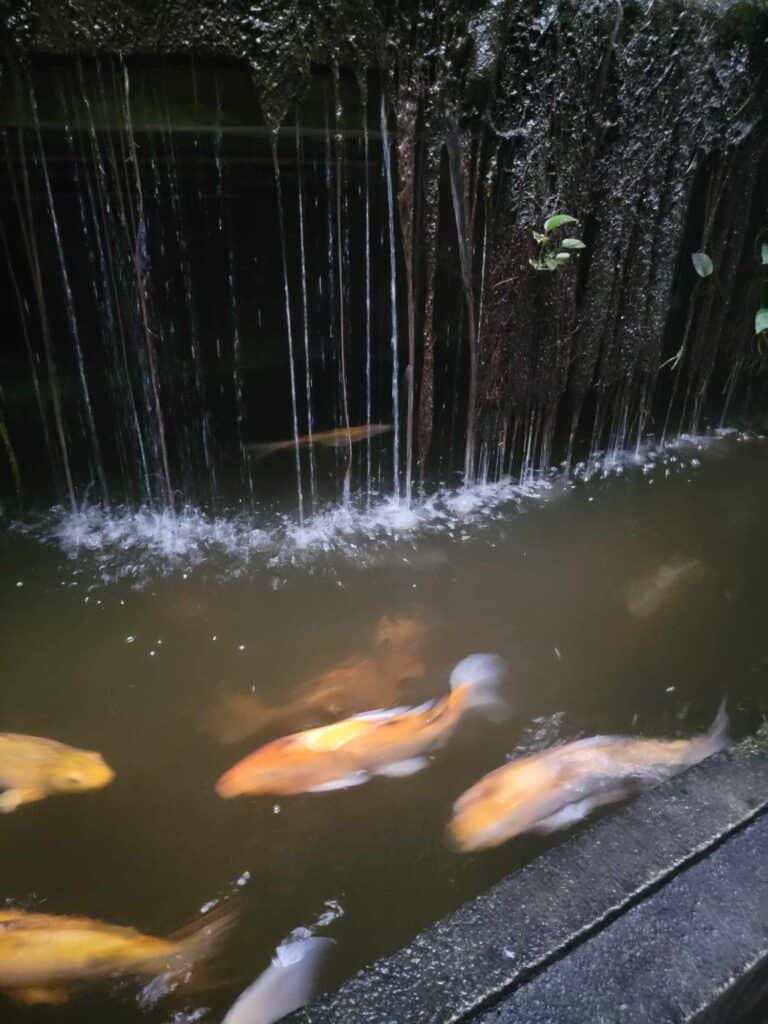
[307,772,370,793]
[449,653,508,719]
[169,903,237,971]
[531,802,593,834]
[532,787,633,835]
[223,936,334,1024]
[12,987,70,1005]
[351,701,434,722]
[351,705,412,721]
[0,787,45,812]
[376,757,429,778]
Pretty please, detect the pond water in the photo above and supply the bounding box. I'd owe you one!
[0,431,766,1022]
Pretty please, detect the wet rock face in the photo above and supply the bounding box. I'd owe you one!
[2,0,767,500]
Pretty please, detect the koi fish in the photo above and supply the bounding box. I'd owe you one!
[223,936,334,1024]
[245,424,392,460]
[624,557,707,618]
[449,702,728,852]
[0,733,115,812]
[205,616,426,745]
[0,907,232,1005]
[216,653,506,798]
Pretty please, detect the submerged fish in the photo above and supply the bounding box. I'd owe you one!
[244,424,391,460]
[448,703,728,853]
[223,936,333,1024]
[206,616,426,745]
[624,557,707,618]
[0,907,232,1005]
[216,653,506,798]
[0,734,115,813]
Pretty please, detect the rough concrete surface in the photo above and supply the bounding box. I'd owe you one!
[475,813,768,1023]
[290,744,768,1023]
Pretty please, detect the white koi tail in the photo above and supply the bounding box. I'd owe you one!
[222,936,334,1024]
[450,653,507,719]
[686,699,730,764]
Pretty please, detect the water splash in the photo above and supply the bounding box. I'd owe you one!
[17,431,750,584]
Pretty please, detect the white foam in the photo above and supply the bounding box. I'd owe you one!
[11,430,757,584]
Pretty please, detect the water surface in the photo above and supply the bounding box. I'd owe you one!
[0,433,766,1021]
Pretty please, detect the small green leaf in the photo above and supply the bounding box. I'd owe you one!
[532,231,547,244]
[555,252,571,262]
[560,238,586,250]
[692,252,713,278]
[756,308,768,335]
[544,255,560,270]
[761,242,768,266]
[544,214,578,234]
[529,258,543,271]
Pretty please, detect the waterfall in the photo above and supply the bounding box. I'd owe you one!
[0,0,765,516]
[380,92,400,499]
[270,131,305,524]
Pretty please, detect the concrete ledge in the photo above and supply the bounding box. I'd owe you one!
[475,813,768,1023]
[290,734,768,1023]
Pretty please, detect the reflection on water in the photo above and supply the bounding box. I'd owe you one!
[0,434,766,1021]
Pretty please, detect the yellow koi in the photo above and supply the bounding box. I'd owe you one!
[0,907,232,1005]
[0,734,115,813]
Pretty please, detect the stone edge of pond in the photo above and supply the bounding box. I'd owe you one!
[471,810,768,1023]
[288,730,768,1023]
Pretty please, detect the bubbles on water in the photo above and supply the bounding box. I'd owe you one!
[126,636,135,644]
[13,430,756,585]
[511,711,567,757]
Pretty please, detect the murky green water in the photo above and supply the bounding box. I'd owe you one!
[0,434,766,1021]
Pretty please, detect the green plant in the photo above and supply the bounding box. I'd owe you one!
[529,214,586,272]
[691,252,714,278]
[756,241,768,352]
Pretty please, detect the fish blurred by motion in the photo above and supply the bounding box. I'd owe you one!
[205,616,426,745]
[624,556,707,618]
[222,936,334,1024]
[216,653,507,798]
[244,424,392,460]
[0,906,233,1005]
[0,733,115,812]
[448,702,728,853]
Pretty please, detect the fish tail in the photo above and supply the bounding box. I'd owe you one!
[704,698,729,752]
[687,699,730,764]
[172,904,237,970]
[449,653,508,720]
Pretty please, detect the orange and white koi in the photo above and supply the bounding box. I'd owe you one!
[216,654,506,798]
[449,703,728,852]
